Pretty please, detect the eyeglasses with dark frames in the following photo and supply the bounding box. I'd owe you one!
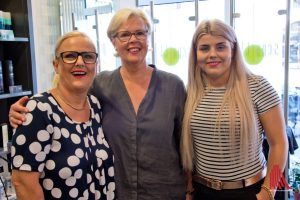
[57,51,98,64]
[114,30,148,42]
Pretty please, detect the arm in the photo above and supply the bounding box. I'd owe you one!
[9,96,29,128]
[256,105,288,200]
[12,170,44,200]
[185,171,194,200]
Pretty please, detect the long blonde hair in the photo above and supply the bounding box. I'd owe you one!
[181,19,258,171]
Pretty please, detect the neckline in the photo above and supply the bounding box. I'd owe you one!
[117,65,156,115]
[56,87,88,111]
[49,91,92,124]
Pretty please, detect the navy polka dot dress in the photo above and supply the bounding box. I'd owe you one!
[11,92,115,199]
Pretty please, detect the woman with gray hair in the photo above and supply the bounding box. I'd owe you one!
[9,8,186,200]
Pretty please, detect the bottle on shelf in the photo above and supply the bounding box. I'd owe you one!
[3,12,12,30]
[0,11,4,30]
[0,61,4,93]
[3,60,14,93]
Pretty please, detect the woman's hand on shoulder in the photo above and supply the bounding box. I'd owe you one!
[9,96,29,128]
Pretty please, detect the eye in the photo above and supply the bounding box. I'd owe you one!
[198,45,209,52]
[216,44,227,50]
[63,52,77,59]
[119,31,131,38]
[135,31,146,36]
[83,53,96,60]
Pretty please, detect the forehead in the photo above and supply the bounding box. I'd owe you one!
[59,36,95,52]
[118,16,147,31]
[197,34,229,45]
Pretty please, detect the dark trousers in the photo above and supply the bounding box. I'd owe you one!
[193,179,264,200]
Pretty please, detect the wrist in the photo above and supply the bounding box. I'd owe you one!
[261,185,274,200]
[185,188,195,196]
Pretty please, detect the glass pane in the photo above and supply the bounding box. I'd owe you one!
[234,0,286,95]
[74,4,116,72]
[140,0,226,85]
[289,1,300,198]
[235,0,300,198]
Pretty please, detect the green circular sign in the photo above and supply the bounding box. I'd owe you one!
[163,47,180,66]
[243,44,264,65]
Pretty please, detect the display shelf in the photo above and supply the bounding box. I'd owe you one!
[0,91,32,99]
[0,37,29,42]
[0,148,9,157]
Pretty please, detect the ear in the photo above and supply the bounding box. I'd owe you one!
[53,59,59,74]
[112,39,117,50]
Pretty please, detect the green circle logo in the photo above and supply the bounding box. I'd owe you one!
[243,44,264,65]
[163,47,180,66]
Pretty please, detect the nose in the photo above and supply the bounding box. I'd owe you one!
[76,55,85,64]
[128,33,138,42]
[208,47,217,58]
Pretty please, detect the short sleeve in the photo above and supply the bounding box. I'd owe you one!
[251,76,281,114]
[11,98,53,172]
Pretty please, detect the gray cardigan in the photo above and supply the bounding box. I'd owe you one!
[90,66,186,200]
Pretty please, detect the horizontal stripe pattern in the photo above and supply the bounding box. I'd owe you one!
[191,75,280,180]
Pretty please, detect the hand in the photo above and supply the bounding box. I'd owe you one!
[185,193,193,200]
[256,189,273,200]
[9,96,29,128]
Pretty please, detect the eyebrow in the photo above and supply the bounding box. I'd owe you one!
[198,41,228,46]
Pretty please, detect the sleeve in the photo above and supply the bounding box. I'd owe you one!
[11,98,53,172]
[254,76,281,114]
[174,78,187,151]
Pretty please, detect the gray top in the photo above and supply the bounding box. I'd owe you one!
[90,66,186,200]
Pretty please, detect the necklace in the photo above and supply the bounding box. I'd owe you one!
[56,88,87,111]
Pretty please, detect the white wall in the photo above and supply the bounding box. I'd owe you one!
[31,0,61,93]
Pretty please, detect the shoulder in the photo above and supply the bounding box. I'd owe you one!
[26,91,54,107]
[88,94,101,108]
[247,74,272,90]
[154,68,186,98]
[248,74,266,83]
[155,68,185,87]
[95,69,118,81]
[156,68,182,81]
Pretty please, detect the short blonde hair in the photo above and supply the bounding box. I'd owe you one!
[54,31,96,56]
[107,8,152,41]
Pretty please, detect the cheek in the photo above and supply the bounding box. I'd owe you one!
[223,54,232,65]
[196,52,206,65]
[89,65,97,74]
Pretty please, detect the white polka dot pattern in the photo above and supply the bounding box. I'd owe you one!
[11,92,115,199]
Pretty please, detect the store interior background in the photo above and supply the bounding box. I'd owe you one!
[1,0,300,199]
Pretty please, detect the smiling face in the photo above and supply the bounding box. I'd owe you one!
[112,16,149,67]
[53,35,97,93]
[196,34,233,87]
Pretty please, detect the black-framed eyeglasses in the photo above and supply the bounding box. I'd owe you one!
[57,51,98,64]
[114,30,148,42]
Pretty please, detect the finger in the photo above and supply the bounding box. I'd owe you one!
[11,96,29,113]
[9,117,23,128]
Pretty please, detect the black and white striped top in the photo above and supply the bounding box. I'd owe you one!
[191,75,280,180]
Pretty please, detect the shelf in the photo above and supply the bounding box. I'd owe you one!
[0,148,9,156]
[0,90,32,99]
[0,37,29,42]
